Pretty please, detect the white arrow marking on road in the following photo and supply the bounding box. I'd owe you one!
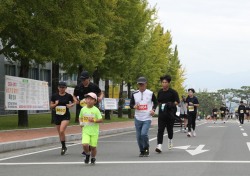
[186,145,209,156]
[207,126,226,128]
[247,142,250,152]
[173,145,191,150]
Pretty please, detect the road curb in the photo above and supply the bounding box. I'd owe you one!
[0,126,137,153]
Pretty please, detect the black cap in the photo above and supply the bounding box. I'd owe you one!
[58,81,67,87]
[137,77,147,84]
[80,71,89,80]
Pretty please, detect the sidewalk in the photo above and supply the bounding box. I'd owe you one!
[0,119,157,153]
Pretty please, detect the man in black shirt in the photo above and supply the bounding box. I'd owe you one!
[73,71,104,123]
[238,101,246,125]
[155,75,180,153]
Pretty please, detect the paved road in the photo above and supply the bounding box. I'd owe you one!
[1,120,250,176]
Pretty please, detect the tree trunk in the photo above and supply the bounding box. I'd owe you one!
[51,62,60,124]
[127,82,132,118]
[93,68,100,85]
[18,58,29,127]
[104,79,110,120]
[118,81,124,118]
[77,65,83,84]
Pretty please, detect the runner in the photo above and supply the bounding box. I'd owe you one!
[245,106,250,122]
[225,107,230,121]
[73,70,104,156]
[220,104,227,123]
[238,101,246,125]
[79,92,103,164]
[50,81,75,155]
[186,88,199,137]
[155,75,180,153]
[130,77,158,157]
[178,95,188,132]
[212,107,218,124]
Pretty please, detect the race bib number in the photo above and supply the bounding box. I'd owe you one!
[221,111,224,113]
[188,106,194,112]
[80,99,87,107]
[246,110,249,113]
[240,110,244,114]
[138,104,148,111]
[214,112,217,114]
[55,106,66,115]
[79,114,95,126]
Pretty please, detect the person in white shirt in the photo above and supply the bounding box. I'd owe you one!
[130,77,158,157]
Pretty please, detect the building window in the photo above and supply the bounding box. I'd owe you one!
[29,68,39,80]
[5,64,16,76]
[40,69,51,86]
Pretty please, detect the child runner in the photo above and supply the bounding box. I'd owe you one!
[79,92,103,164]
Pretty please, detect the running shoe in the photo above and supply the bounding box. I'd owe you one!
[139,151,144,157]
[85,154,90,164]
[168,139,173,150]
[187,132,192,137]
[144,148,150,157]
[82,151,86,157]
[192,131,196,137]
[155,144,162,153]
[61,147,67,155]
[91,158,96,164]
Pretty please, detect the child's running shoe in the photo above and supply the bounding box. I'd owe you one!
[91,158,96,164]
[85,154,90,164]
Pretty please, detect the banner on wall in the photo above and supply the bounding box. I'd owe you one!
[5,75,50,110]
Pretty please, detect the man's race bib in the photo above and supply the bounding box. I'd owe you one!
[246,110,249,113]
[55,106,66,115]
[221,111,224,113]
[138,104,148,111]
[188,106,194,112]
[214,112,217,114]
[80,99,87,107]
[240,110,244,114]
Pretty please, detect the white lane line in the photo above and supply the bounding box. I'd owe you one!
[241,128,244,131]
[247,142,250,152]
[243,133,248,137]
[1,160,250,165]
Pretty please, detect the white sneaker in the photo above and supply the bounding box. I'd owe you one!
[155,144,162,153]
[168,139,173,150]
[192,131,196,137]
[187,132,192,137]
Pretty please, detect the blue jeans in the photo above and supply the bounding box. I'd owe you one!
[134,118,151,152]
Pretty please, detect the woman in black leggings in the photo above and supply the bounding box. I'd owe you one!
[186,88,199,137]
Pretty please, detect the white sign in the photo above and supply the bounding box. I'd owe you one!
[104,98,118,110]
[5,75,50,110]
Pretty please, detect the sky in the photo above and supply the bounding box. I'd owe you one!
[148,0,250,91]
